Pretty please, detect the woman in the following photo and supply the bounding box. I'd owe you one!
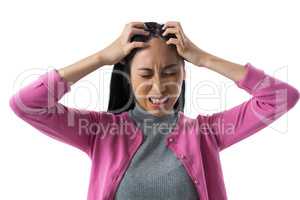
[9,21,299,200]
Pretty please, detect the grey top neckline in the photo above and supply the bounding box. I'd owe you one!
[130,102,178,123]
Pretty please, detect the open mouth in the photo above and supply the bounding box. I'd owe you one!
[148,96,170,105]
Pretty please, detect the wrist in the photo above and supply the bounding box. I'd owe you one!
[195,49,212,68]
[94,51,108,67]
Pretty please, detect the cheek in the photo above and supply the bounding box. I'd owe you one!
[166,80,183,104]
[131,80,152,98]
[168,84,182,103]
[165,78,183,94]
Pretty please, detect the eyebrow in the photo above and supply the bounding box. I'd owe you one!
[137,63,179,71]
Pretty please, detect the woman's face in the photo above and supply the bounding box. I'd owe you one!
[129,38,185,117]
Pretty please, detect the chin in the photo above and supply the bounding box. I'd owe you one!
[148,103,175,116]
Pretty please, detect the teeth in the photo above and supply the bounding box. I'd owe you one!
[149,96,169,104]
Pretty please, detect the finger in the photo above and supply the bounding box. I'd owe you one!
[162,22,186,45]
[166,38,179,46]
[128,41,149,51]
[163,22,185,38]
[162,27,177,36]
[129,27,150,39]
[162,21,181,30]
[162,28,185,47]
[127,22,145,29]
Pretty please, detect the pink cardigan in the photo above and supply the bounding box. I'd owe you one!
[9,63,299,200]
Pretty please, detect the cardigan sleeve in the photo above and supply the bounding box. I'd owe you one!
[9,69,100,158]
[205,63,299,151]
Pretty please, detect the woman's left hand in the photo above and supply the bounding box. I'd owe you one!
[162,21,207,67]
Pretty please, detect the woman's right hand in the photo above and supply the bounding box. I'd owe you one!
[99,22,150,66]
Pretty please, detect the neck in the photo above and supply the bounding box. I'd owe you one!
[130,102,177,123]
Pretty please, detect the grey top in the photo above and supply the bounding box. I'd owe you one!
[114,103,199,200]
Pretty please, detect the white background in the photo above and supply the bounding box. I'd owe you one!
[1,0,300,199]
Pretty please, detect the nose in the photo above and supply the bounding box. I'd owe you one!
[151,74,166,95]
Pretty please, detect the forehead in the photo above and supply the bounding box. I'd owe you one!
[130,38,180,68]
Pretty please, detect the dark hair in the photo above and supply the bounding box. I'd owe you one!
[107,22,185,114]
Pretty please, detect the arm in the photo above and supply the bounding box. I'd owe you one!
[197,53,299,151]
[159,21,299,151]
[9,51,107,158]
[9,22,149,157]
[195,49,247,82]
[57,50,106,85]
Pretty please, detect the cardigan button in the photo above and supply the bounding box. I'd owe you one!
[194,179,199,184]
[168,137,174,143]
[179,154,185,160]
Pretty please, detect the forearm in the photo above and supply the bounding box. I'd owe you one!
[207,63,299,151]
[196,50,247,82]
[57,50,106,85]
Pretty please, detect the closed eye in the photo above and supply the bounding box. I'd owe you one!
[139,74,153,78]
[164,71,177,75]
[137,64,179,78]
[163,69,178,75]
